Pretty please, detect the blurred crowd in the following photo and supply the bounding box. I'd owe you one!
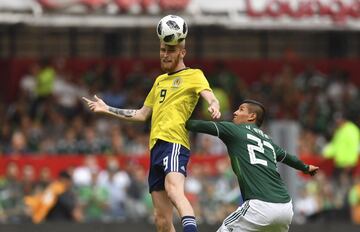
[0,58,360,225]
[0,155,239,224]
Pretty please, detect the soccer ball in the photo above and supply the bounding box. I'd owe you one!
[156,15,188,45]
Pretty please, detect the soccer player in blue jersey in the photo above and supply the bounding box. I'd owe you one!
[83,39,221,232]
[186,99,319,232]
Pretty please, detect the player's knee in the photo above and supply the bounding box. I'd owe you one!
[165,182,183,201]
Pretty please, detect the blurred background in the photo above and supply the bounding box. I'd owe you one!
[0,0,360,231]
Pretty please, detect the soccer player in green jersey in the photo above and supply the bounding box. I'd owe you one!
[186,99,319,232]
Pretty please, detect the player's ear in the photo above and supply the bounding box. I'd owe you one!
[180,48,186,58]
[248,112,257,122]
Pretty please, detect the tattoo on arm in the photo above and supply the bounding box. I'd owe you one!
[108,107,136,118]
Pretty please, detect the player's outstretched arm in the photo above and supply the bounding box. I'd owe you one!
[200,90,221,119]
[185,120,219,136]
[82,95,152,122]
[276,148,319,176]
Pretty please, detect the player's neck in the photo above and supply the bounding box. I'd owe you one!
[168,66,188,75]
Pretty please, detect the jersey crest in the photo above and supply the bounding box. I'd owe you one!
[172,77,182,88]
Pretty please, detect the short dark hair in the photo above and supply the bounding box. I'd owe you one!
[242,99,265,127]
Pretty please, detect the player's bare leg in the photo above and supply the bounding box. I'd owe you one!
[165,172,197,232]
[151,190,176,232]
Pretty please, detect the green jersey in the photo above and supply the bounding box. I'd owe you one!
[186,120,309,203]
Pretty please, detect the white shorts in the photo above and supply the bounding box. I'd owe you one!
[217,199,293,232]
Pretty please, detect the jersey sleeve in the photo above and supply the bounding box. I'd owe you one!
[215,121,239,141]
[185,120,236,142]
[192,70,212,94]
[144,79,157,108]
[274,144,309,173]
[186,120,219,136]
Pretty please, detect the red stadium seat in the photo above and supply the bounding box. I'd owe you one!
[37,0,60,9]
[159,0,189,11]
[81,0,107,9]
[114,0,140,12]
[141,0,156,8]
